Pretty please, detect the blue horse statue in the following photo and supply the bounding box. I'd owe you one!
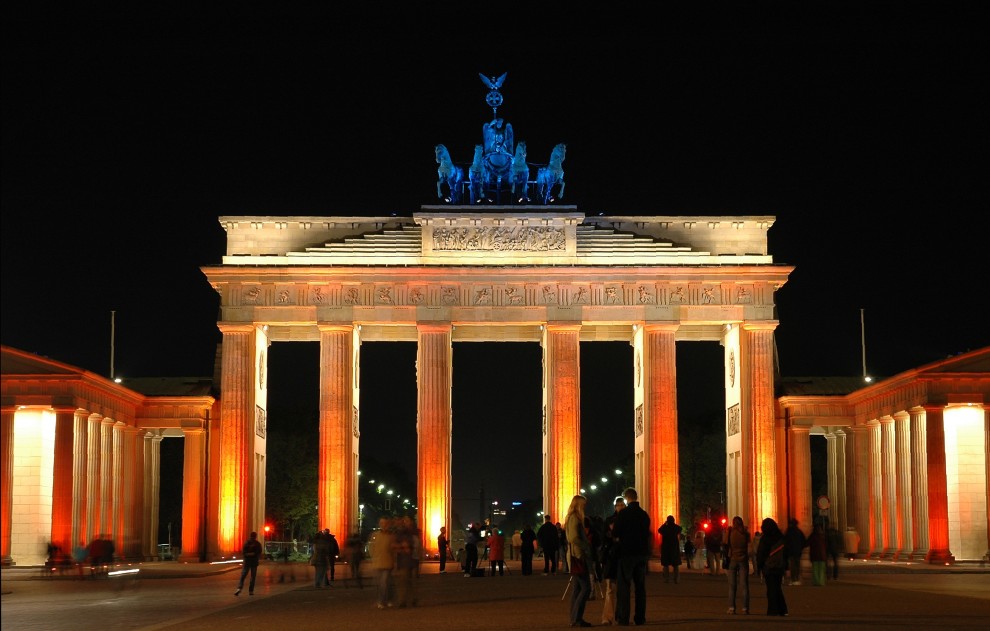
[468,144,487,204]
[536,143,566,204]
[510,141,530,202]
[435,144,464,203]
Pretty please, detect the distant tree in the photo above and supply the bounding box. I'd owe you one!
[266,421,318,540]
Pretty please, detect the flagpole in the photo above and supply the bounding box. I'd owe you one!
[860,308,871,383]
[110,310,116,380]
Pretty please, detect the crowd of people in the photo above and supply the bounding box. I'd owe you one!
[232,497,841,624]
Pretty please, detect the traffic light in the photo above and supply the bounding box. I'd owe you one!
[263,525,272,537]
[720,517,727,528]
[702,521,710,531]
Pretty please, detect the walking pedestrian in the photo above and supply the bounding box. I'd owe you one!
[310,529,330,588]
[784,518,807,585]
[724,515,751,614]
[825,524,843,580]
[234,531,263,596]
[369,517,395,608]
[756,517,788,616]
[658,515,682,584]
[612,487,651,626]
[807,523,828,586]
[346,530,364,589]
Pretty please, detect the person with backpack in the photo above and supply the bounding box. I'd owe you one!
[756,517,788,616]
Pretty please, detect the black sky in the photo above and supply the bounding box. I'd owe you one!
[2,6,985,523]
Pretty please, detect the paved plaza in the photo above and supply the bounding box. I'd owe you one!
[3,558,989,630]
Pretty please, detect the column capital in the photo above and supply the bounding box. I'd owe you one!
[416,322,452,333]
[318,323,354,334]
[217,323,257,335]
[544,323,581,333]
[740,321,779,332]
[642,323,679,334]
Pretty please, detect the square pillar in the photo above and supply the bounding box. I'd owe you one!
[542,324,581,524]
[416,323,452,558]
[318,324,356,543]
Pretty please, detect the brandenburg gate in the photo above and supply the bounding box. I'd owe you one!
[201,209,792,558]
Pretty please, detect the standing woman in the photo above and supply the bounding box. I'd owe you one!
[564,494,595,628]
[724,516,751,614]
[756,517,788,616]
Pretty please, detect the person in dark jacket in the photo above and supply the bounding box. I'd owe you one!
[520,523,537,575]
[612,487,652,626]
[784,518,807,585]
[600,495,625,625]
[658,515,683,584]
[807,523,828,586]
[756,517,788,616]
[537,515,559,575]
[235,531,263,596]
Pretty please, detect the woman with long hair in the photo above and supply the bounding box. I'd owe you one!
[564,494,594,627]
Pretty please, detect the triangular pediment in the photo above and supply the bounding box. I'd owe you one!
[0,345,82,377]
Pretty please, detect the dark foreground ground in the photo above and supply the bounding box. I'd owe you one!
[3,557,989,631]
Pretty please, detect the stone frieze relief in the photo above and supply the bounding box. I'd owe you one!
[432,226,566,251]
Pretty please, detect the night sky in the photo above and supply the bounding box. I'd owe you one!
[2,6,984,525]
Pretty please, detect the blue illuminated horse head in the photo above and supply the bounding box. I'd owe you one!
[536,143,566,204]
[435,144,464,203]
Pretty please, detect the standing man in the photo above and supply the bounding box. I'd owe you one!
[437,526,450,574]
[612,487,651,626]
[234,531,263,596]
[326,530,340,584]
[658,515,683,584]
[511,529,522,561]
[784,518,807,585]
[537,515,559,575]
[600,495,626,626]
[520,523,537,575]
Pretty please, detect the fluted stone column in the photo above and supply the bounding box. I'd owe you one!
[893,411,913,559]
[826,430,847,531]
[1,407,14,566]
[984,406,990,563]
[542,324,581,524]
[642,324,678,549]
[51,408,76,553]
[879,415,897,558]
[99,417,115,540]
[129,429,145,560]
[788,426,812,532]
[318,325,355,544]
[112,422,125,555]
[847,425,870,556]
[908,407,929,559]
[740,323,778,524]
[180,428,206,561]
[117,425,140,559]
[71,410,89,550]
[86,414,103,543]
[216,323,260,557]
[924,405,954,563]
[143,432,163,560]
[416,323,452,557]
[868,422,883,557]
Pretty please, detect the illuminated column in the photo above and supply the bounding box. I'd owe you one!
[847,425,870,556]
[924,405,954,563]
[71,409,88,550]
[893,411,913,559]
[216,323,260,557]
[788,426,812,531]
[868,422,882,558]
[416,323,452,558]
[86,414,102,543]
[985,406,990,563]
[542,324,581,524]
[99,417,115,540]
[129,429,145,560]
[117,425,139,559]
[826,430,848,531]
[180,428,206,561]
[642,324,678,551]
[739,323,778,525]
[143,432,163,559]
[879,415,897,558]
[111,422,125,555]
[318,324,355,543]
[1,406,14,566]
[908,407,929,559]
[51,408,76,553]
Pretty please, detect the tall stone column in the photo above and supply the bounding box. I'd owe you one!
[86,414,103,544]
[416,323,452,557]
[1,407,14,566]
[868,422,882,557]
[826,430,848,531]
[847,425,870,556]
[117,425,139,559]
[216,323,260,557]
[788,426,812,531]
[984,406,990,563]
[924,405,954,563]
[318,324,355,543]
[908,407,929,559]
[143,432,163,560]
[893,411,913,559]
[642,324,678,549]
[180,428,206,561]
[51,408,76,553]
[879,415,897,558]
[129,428,145,560]
[739,323,778,525]
[542,324,581,524]
[112,422,125,555]
[99,417,115,540]
[71,409,89,550]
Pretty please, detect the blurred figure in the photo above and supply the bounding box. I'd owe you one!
[394,515,419,607]
[310,529,330,588]
[487,528,506,576]
[784,518,807,585]
[750,529,762,578]
[327,530,340,584]
[756,517,788,616]
[369,517,395,608]
[511,529,522,561]
[724,516,751,614]
[825,524,844,580]
[520,523,537,575]
[345,530,364,588]
[564,494,594,628]
[807,523,828,586]
[705,522,723,575]
[557,521,569,573]
[234,531,262,596]
[683,532,696,570]
[658,515,682,584]
[600,495,625,625]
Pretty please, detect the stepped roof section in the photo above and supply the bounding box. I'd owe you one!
[218,208,777,267]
